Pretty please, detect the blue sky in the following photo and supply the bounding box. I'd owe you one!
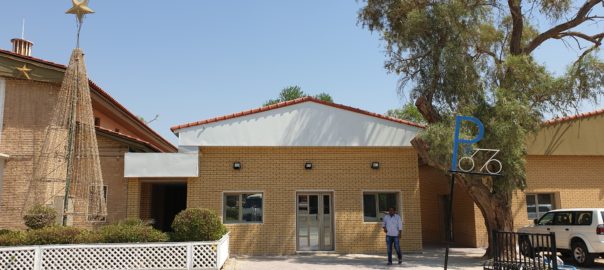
[0,1,602,144]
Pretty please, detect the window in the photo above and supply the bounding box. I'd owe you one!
[88,185,108,222]
[223,193,263,223]
[537,212,554,225]
[94,117,101,126]
[526,194,554,220]
[575,211,592,226]
[363,192,399,222]
[553,212,573,225]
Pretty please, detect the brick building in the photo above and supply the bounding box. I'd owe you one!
[125,97,425,254]
[0,39,176,229]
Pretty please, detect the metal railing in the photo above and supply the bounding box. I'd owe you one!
[484,231,558,270]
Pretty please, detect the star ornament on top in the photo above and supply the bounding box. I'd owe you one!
[66,0,94,23]
[16,64,32,80]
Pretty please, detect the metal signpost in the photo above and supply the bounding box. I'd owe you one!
[444,116,502,270]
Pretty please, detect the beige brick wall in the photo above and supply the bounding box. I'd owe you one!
[0,78,130,229]
[187,146,422,255]
[419,165,480,247]
[471,155,604,247]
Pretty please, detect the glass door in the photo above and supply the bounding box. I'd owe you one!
[297,193,334,251]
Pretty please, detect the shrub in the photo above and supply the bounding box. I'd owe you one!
[171,208,227,242]
[97,219,168,243]
[0,230,26,246]
[25,226,84,245]
[23,204,58,230]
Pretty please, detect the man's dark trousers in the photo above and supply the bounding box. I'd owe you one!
[386,235,402,263]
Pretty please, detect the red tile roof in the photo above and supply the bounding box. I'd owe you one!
[95,126,161,152]
[170,96,425,132]
[0,48,176,152]
[543,108,604,126]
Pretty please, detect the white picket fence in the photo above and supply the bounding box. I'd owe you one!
[0,233,229,270]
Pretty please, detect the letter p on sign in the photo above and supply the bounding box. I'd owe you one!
[451,116,484,171]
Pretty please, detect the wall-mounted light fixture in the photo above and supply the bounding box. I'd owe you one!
[371,162,380,169]
[233,162,241,170]
[304,162,313,170]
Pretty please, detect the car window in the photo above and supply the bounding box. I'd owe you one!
[553,212,573,226]
[538,212,555,225]
[574,211,592,225]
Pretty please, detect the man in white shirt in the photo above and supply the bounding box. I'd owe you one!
[382,207,403,265]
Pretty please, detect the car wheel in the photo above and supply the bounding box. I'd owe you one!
[520,237,535,258]
[571,240,595,267]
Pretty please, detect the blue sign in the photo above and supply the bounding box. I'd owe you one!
[451,116,484,172]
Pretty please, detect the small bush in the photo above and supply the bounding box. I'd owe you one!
[97,219,168,243]
[25,226,84,245]
[23,204,57,230]
[171,208,227,242]
[0,230,26,246]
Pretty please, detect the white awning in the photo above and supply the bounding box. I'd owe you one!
[124,153,198,178]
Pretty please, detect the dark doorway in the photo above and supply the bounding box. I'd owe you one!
[150,183,187,232]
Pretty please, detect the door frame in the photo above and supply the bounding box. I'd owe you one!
[295,190,336,252]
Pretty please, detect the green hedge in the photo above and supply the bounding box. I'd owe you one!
[0,218,170,247]
[96,219,168,243]
[25,226,88,245]
[0,230,26,246]
[171,208,227,242]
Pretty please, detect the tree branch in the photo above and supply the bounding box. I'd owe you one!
[555,31,604,46]
[523,0,603,53]
[508,0,524,55]
[476,47,503,64]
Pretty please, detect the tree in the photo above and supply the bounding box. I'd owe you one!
[359,0,604,255]
[386,102,427,124]
[264,86,334,106]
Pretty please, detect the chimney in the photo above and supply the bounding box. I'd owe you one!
[11,38,33,57]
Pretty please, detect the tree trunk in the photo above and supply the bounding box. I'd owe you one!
[412,136,514,258]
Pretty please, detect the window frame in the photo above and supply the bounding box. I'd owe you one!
[526,193,555,220]
[222,192,264,224]
[362,191,401,223]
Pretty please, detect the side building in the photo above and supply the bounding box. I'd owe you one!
[420,109,604,248]
[0,39,176,229]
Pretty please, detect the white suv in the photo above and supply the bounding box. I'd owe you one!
[518,208,604,267]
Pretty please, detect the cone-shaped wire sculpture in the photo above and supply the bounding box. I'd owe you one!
[27,48,107,224]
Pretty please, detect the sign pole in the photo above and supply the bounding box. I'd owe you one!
[443,172,456,270]
[445,115,503,269]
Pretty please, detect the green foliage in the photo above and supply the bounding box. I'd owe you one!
[171,208,227,242]
[0,230,26,246]
[23,204,58,230]
[96,219,168,243]
[386,102,426,124]
[359,0,604,195]
[264,86,334,106]
[314,92,334,103]
[25,226,86,245]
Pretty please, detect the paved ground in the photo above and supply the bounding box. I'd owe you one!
[223,247,604,270]
[223,247,485,270]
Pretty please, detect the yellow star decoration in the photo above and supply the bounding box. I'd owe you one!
[16,64,32,80]
[65,0,94,22]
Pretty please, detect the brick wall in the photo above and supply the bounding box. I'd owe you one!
[419,165,479,247]
[186,146,422,255]
[471,155,604,247]
[0,78,130,229]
